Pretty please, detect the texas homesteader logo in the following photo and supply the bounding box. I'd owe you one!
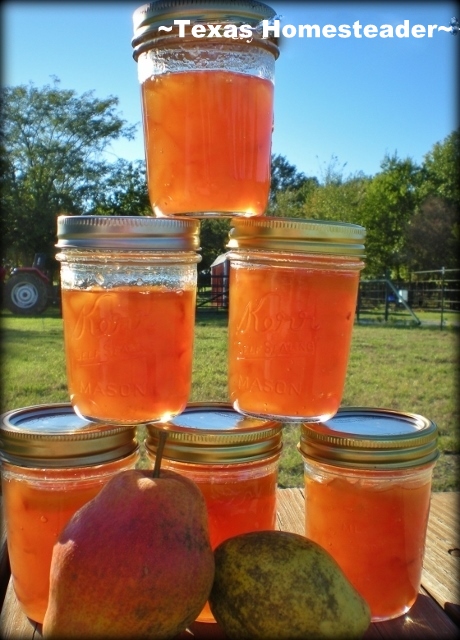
[158,17,459,40]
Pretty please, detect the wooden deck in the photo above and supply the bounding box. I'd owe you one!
[1,489,458,638]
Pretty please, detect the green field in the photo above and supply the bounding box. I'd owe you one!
[1,309,458,491]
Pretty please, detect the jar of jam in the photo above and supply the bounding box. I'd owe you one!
[0,403,140,624]
[226,217,366,422]
[145,402,282,623]
[132,0,279,218]
[298,407,439,621]
[56,215,200,424]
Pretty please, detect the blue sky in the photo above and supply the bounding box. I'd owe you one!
[2,1,459,181]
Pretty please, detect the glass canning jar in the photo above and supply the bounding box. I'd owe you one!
[226,216,366,422]
[56,215,201,424]
[145,402,283,623]
[0,403,140,624]
[298,407,439,622]
[132,0,279,218]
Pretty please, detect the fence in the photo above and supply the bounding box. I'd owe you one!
[197,268,460,328]
[357,268,460,328]
[197,272,228,312]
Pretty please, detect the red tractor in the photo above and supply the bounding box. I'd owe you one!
[1,253,59,315]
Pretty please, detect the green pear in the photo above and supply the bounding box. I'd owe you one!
[209,530,371,640]
[43,469,215,639]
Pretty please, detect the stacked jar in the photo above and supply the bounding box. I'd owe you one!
[131,0,280,218]
[55,215,201,425]
[225,216,366,422]
[144,403,283,623]
[298,408,439,622]
[0,404,139,623]
[0,215,202,623]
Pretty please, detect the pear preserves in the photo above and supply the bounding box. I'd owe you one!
[209,530,371,640]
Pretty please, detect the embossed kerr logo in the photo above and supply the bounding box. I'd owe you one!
[237,293,318,334]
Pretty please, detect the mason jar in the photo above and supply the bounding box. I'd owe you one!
[132,0,279,218]
[298,407,439,622]
[226,217,366,422]
[0,403,140,624]
[56,215,200,424]
[145,402,283,623]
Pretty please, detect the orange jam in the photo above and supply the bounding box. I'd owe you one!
[61,286,196,424]
[299,408,439,621]
[1,453,138,623]
[141,70,274,217]
[228,260,361,421]
[304,467,433,621]
[145,403,282,624]
[154,457,279,623]
[2,467,105,623]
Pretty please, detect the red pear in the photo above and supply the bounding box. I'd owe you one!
[43,469,215,639]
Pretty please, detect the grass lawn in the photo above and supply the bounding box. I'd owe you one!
[1,308,458,491]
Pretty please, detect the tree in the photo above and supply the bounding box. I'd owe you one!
[199,219,231,272]
[268,154,318,217]
[88,159,150,217]
[404,196,459,271]
[402,131,460,273]
[316,154,349,186]
[359,154,421,278]
[299,155,370,224]
[302,174,369,224]
[269,155,312,201]
[419,129,460,207]
[268,179,319,218]
[1,78,136,267]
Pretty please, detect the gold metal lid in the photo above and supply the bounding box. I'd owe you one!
[227,217,366,257]
[132,1,279,60]
[145,402,282,463]
[0,404,138,468]
[56,215,200,251]
[298,407,439,470]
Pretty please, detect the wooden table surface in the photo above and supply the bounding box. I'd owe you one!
[0,489,458,639]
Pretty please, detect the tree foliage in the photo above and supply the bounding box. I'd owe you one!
[419,129,460,207]
[269,154,317,203]
[266,137,458,278]
[1,77,458,281]
[1,79,136,266]
[268,154,318,217]
[269,154,308,196]
[358,154,422,278]
[199,219,232,271]
[399,129,460,274]
[302,175,369,224]
[404,196,459,271]
[89,159,150,217]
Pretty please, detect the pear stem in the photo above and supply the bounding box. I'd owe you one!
[152,430,168,478]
